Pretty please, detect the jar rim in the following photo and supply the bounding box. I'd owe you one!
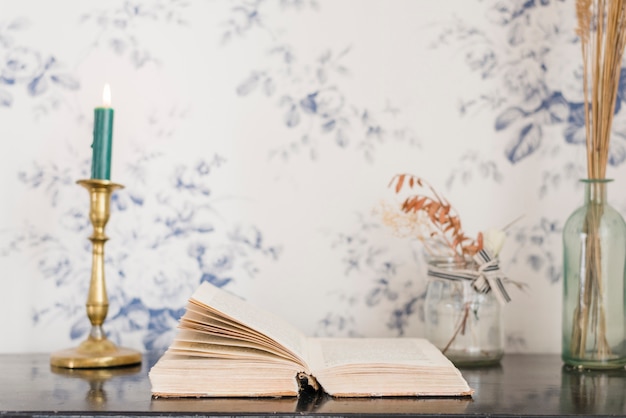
[427,255,475,268]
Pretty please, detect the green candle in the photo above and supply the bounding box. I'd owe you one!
[91,84,114,180]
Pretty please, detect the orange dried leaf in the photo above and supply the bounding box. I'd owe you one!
[411,197,426,212]
[402,196,425,212]
[438,209,448,224]
[395,175,405,193]
[427,202,440,218]
[463,244,478,256]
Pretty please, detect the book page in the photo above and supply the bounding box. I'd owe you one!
[306,338,472,397]
[190,282,309,368]
[307,338,453,371]
[172,329,302,364]
[181,309,280,348]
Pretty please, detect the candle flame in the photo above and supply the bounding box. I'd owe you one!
[102,84,111,107]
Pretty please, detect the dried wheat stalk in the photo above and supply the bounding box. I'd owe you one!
[577,0,626,179]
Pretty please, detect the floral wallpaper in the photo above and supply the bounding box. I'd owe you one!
[1,0,625,355]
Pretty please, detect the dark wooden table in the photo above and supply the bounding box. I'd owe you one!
[1,352,626,417]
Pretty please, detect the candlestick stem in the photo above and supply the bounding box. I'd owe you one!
[50,179,141,369]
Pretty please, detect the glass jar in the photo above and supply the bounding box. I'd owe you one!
[424,257,504,366]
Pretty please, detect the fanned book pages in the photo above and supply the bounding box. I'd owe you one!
[149,282,473,398]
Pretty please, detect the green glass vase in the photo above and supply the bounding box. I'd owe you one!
[562,179,626,369]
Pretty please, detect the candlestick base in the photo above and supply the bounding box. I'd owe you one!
[51,327,141,369]
[50,179,141,369]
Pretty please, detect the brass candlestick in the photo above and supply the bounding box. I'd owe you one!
[50,179,142,368]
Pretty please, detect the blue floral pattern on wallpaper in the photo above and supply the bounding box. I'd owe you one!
[0,17,80,115]
[314,213,426,338]
[431,0,626,167]
[226,1,419,162]
[79,0,190,68]
[2,0,624,354]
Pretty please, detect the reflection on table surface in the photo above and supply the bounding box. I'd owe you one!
[51,364,142,410]
[151,392,472,415]
[1,353,626,416]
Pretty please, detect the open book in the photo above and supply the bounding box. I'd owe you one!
[149,282,473,398]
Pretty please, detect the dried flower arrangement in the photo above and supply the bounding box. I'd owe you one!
[382,173,513,362]
[382,173,507,260]
[566,0,626,362]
